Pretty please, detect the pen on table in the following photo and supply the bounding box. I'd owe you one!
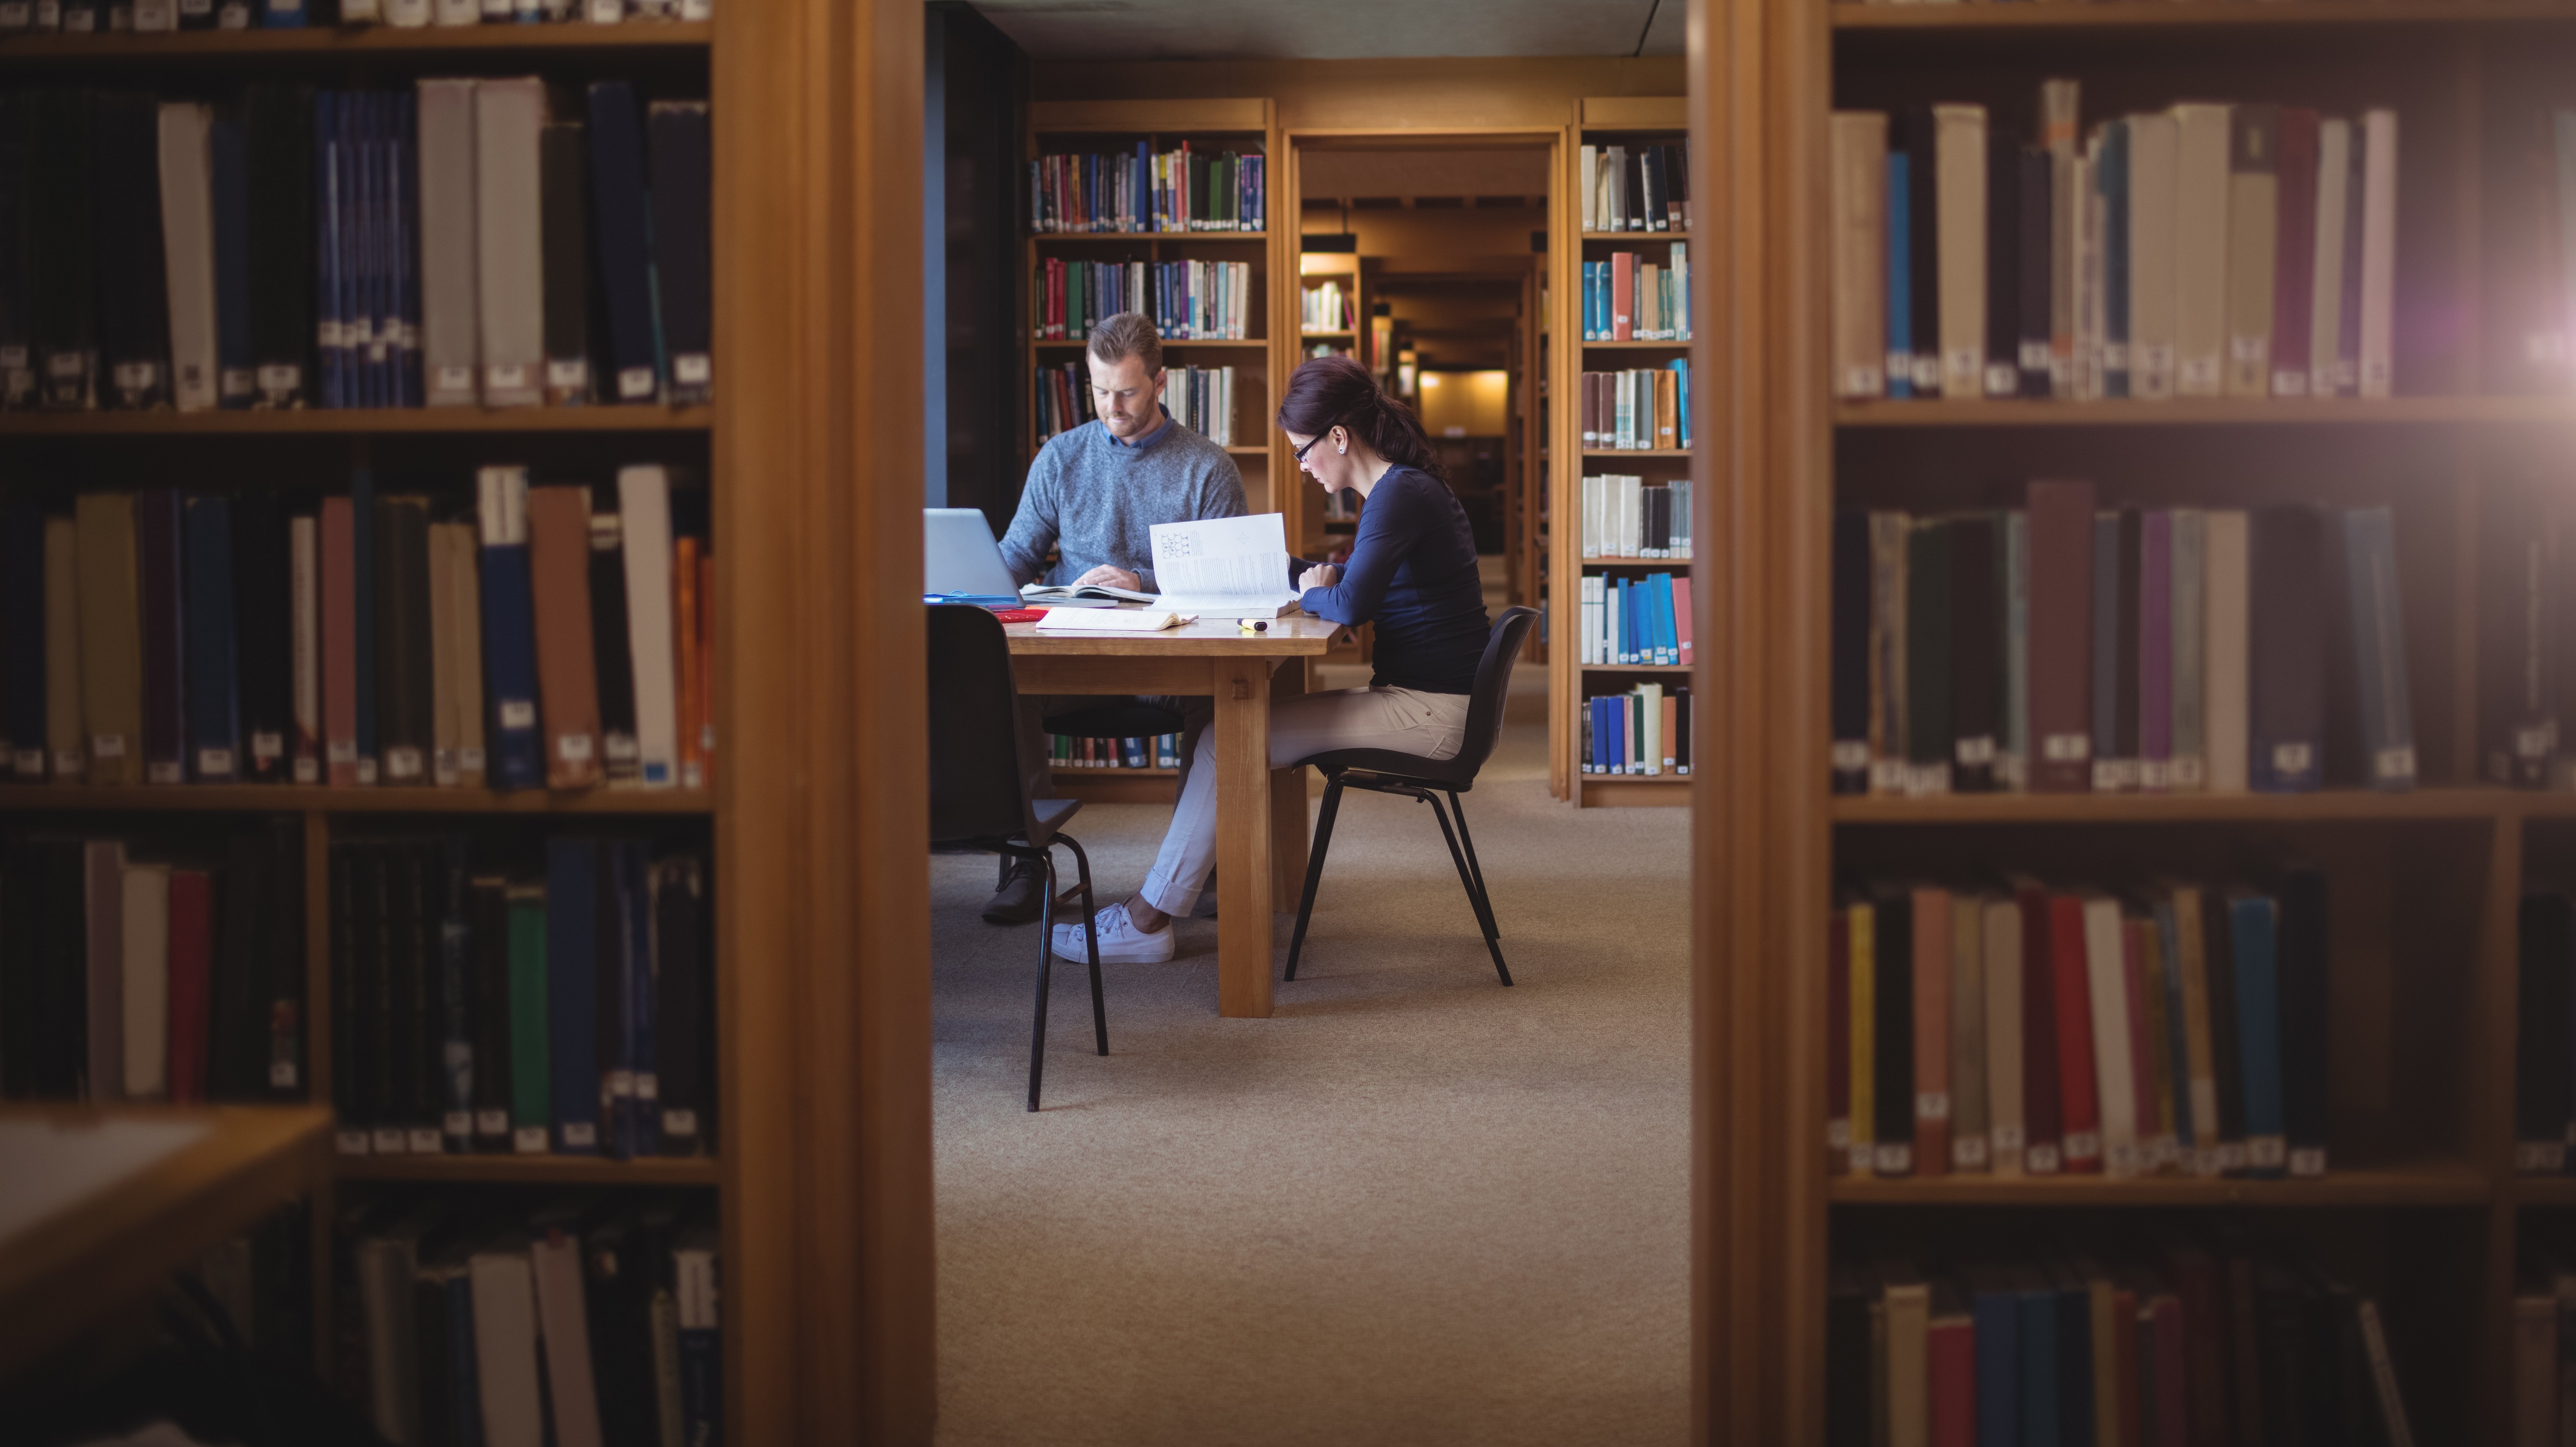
[1238,619,1269,633]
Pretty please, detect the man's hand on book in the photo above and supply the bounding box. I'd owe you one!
[1073,564,1143,592]
[1297,564,1339,592]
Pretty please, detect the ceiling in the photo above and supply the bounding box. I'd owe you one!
[964,0,1683,61]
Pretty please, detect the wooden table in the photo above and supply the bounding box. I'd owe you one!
[1006,614,1342,1018]
[0,1103,332,1376]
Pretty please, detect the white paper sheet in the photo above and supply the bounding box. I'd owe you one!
[1148,512,1301,619]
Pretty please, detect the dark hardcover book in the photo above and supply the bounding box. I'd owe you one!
[436,837,470,1149]
[583,1207,663,1447]
[595,837,632,1159]
[135,489,188,784]
[181,496,240,781]
[469,876,511,1150]
[1824,1265,1871,1447]
[93,92,172,409]
[373,496,434,786]
[2319,502,2368,790]
[4,501,44,772]
[476,471,544,793]
[2518,894,2573,1170]
[2026,480,2095,792]
[586,82,659,404]
[2047,1259,2095,1444]
[2115,508,2143,786]
[31,90,96,410]
[547,836,602,1154]
[616,840,656,1158]
[235,815,302,1101]
[352,468,377,779]
[1,841,76,1098]
[209,109,252,408]
[339,848,380,1139]
[2090,512,2121,791]
[1904,520,1953,791]
[2018,886,2063,1171]
[648,101,713,405]
[2226,1250,2268,1445]
[0,94,36,409]
[1872,888,1914,1174]
[232,493,292,781]
[2100,120,2131,399]
[2486,486,2553,788]
[1830,510,1871,795]
[655,853,708,1154]
[539,120,593,406]
[2271,110,2320,397]
[394,90,421,408]
[208,830,266,1100]
[245,85,313,407]
[1948,515,1999,793]
[2204,887,2249,1170]
[2018,148,2052,399]
[2250,505,2327,792]
[1901,107,1939,396]
[2275,868,2330,1177]
[386,843,431,1144]
[1983,127,2020,398]
[588,510,641,783]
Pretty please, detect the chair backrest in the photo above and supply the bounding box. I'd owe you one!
[925,604,1039,847]
[1450,606,1539,776]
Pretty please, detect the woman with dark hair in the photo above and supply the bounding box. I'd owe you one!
[1054,353,1493,965]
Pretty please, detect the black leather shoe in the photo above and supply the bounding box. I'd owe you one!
[983,860,1044,925]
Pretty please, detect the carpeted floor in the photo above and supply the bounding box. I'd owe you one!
[929,662,1693,1446]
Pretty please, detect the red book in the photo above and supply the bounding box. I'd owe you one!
[1612,252,1636,341]
[1912,887,1953,1177]
[2125,917,2166,1171]
[1827,908,1850,1171]
[2050,892,2103,1172]
[2165,1246,2230,1447]
[165,868,213,1104]
[321,498,359,787]
[1673,576,1695,663]
[697,553,716,788]
[2017,884,2064,1173]
[2025,480,2097,792]
[2269,110,2320,396]
[2145,1290,2188,1447]
[1927,1289,1977,1447]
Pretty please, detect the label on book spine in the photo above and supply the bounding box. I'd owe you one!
[1910,357,1940,392]
[662,1108,697,1138]
[385,746,423,781]
[2374,746,2416,782]
[2518,1141,2566,1174]
[499,699,536,729]
[617,366,657,400]
[443,1111,472,1140]
[54,749,83,776]
[557,733,593,762]
[2270,742,2314,775]
[92,733,125,758]
[2171,756,2204,789]
[356,758,378,785]
[13,749,41,776]
[607,1068,636,1101]
[257,363,301,395]
[2272,369,2307,396]
[513,1125,549,1153]
[560,1121,597,1149]
[2026,1143,2061,1174]
[2247,1135,2286,1169]
[460,747,486,773]
[2042,732,2089,762]
[147,761,181,784]
[1873,1143,1912,1175]
[1985,363,2017,396]
[1991,1125,2024,1153]
[2287,1147,2325,1177]
[477,1109,509,1138]
[250,731,283,763]
[1952,1136,1987,1169]
[1842,365,1883,397]
[1954,735,1994,767]
[335,1131,370,1155]
[2062,1129,2101,1163]
[0,2,27,22]
[406,1127,443,1154]
[1831,741,1868,773]
[433,751,458,787]
[673,353,711,386]
[196,748,234,778]
[270,1060,296,1088]
[372,1128,409,1154]
[293,758,319,783]
[547,359,588,392]
[2139,759,2169,792]
[1915,1091,1950,1121]
[2215,1142,2248,1172]
[1826,1119,1850,1149]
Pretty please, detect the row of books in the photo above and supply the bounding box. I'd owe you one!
[1578,474,1694,561]
[1830,1234,2414,1447]
[0,0,705,28]
[1,83,709,413]
[1577,142,1690,234]
[2515,894,2576,1174]
[1027,145,1265,235]
[2476,489,2576,791]
[2504,112,2576,396]
[339,1192,717,1447]
[1050,733,1179,770]
[1579,245,1691,342]
[1029,258,1255,342]
[1828,84,2400,403]
[2512,1224,2576,1447]
[1579,364,1690,450]
[331,835,711,1160]
[1831,875,2329,1182]
[1300,279,1354,335]
[1580,683,1692,776]
[1031,361,1242,448]
[1578,570,1695,669]
[1830,491,2416,799]
[0,823,302,1104]
[0,464,718,792]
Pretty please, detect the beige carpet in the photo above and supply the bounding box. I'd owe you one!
[929,666,1693,1446]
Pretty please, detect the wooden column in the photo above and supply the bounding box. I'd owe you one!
[717,0,936,1440]
[1214,655,1278,1018]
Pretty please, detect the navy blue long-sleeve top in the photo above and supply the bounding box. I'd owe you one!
[1298,466,1490,696]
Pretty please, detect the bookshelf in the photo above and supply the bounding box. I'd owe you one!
[1020,98,1280,511]
[1688,0,2576,1440]
[1553,96,1693,807]
[0,1,936,1434]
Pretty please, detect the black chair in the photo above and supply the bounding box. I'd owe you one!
[1282,606,1539,987]
[927,604,1106,1111]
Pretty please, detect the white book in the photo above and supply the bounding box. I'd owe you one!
[1146,513,1302,619]
[433,0,474,23]
[470,1249,544,1447]
[1982,897,2025,1175]
[2310,118,2352,399]
[121,862,170,1100]
[1582,574,1603,665]
[130,0,170,24]
[2081,894,2140,1179]
[531,1229,605,1447]
[1639,682,1663,774]
[428,517,461,785]
[477,0,507,18]
[1581,474,1602,558]
[2358,108,2398,399]
[358,1231,424,1442]
[443,524,487,785]
[473,78,546,407]
[2171,103,2233,398]
[2203,510,2251,792]
[2042,78,2081,395]
[2127,112,2179,400]
[2073,149,2104,401]
[156,104,219,413]
[290,515,321,784]
[417,80,481,406]
[1934,104,1987,401]
[1580,144,1597,231]
[2169,509,2207,791]
[618,465,680,788]
[386,0,428,23]
[1620,474,1643,558]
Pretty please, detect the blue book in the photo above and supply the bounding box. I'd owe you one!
[587,83,659,403]
[2100,120,2130,399]
[353,467,378,780]
[2051,1266,2092,1445]
[2249,506,2326,792]
[2229,891,2287,1177]
[395,91,421,407]
[1886,151,1913,400]
[209,113,253,409]
[476,469,545,791]
[181,496,240,780]
[2017,1278,2057,1447]
[2341,506,2416,792]
[260,0,304,27]
[2091,512,2120,787]
[314,92,341,407]
[1653,572,1678,665]
[1971,1275,2020,1447]
[138,489,189,785]
[2276,867,2329,1175]
[1582,261,1598,339]
[546,837,602,1154]
[618,839,658,1160]
[2154,899,2195,1154]
[3,501,43,775]
[1669,358,1690,447]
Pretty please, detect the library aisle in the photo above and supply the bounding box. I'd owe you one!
[927,676,1690,1446]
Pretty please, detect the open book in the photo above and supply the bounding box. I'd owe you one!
[1148,513,1302,620]
[1018,581,1149,608]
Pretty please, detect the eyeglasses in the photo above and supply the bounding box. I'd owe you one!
[1291,418,1342,463]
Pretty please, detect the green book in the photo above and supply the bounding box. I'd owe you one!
[507,886,550,1153]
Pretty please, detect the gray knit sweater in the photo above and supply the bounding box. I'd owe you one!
[998,410,1247,593]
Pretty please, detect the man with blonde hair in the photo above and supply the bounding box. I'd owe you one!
[984,310,1247,924]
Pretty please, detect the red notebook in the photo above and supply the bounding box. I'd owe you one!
[1612,252,1636,341]
[2017,885,2064,1173]
[1827,909,1850,1171]
[2145,1289,2188,1447]
[165,868,212,1104]
[320,498,359,788]
[1927,1290,1977,1447]
[2026,481,2097,793]
[1673,577,1695,663]
[2050,892,2103,1173]
[2166,1248,2231,1447]
[1912,887,1952,1177]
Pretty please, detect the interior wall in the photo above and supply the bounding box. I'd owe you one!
[933,1,1029,535]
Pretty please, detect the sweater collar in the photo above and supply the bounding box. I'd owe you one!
[1103,405,1173,451]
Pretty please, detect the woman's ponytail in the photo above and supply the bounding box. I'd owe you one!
[1276,354,1449,485]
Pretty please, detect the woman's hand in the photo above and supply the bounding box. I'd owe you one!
[1297,563,1340,592]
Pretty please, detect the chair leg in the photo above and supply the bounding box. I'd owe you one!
[1424,792,1513,988]
[1027,852,1057,1112]
[1447,790,1502,943]
[1057,835,1108,1056]
[1283,776,1346,983]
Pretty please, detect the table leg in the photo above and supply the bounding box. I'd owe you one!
[1213,655,1275,1018]
[1269,655,1311,911]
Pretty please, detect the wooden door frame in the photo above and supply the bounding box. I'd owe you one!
[717,0,937,1439]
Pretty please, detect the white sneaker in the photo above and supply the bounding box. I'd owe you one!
[1053,901,1175,964]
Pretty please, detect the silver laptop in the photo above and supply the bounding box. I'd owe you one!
[922,508,1024,606]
